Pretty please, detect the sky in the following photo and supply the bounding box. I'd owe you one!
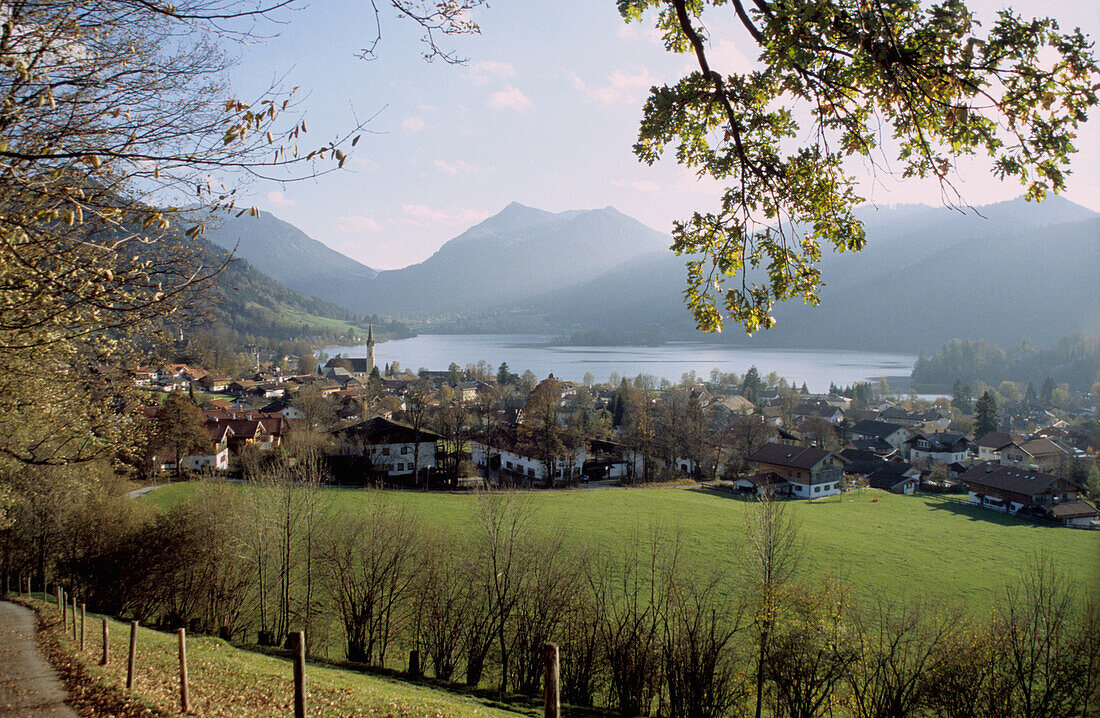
[224,1,1100,270]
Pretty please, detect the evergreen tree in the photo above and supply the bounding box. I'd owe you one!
[741,366,764,403]
[952,380,974,414]
[974,391,999,438]
[497,361,514,386]
[800,382,809,395]
[1025,381,1037,406]
[1041,377,1056,406]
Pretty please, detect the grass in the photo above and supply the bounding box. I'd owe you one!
[25,596,524,718]
[142,482,1100,611]
[276,307,367,336]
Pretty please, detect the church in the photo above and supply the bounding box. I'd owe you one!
[322,324,376,379]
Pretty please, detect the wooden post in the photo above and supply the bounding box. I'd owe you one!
[80,604,86,651]
[178,628,190,714]
[543,643,560,718]
[101,618,109,666]
[61,590,67,624]
[408,649,421,678]
[292,630,306,718]
[71,594,77,639]
[126,621,138,690]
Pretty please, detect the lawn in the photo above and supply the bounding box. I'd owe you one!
[142,483,1100,610]
[30,596,524,718]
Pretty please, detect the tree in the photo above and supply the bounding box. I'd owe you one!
[952,380,974,415]
[743,489,802,718]
[622,0,1098,334]
[741,366,765,404]
[974,390,999,437]
[150,393,209,478]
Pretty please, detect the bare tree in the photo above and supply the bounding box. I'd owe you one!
[320,498,422,666]
[743,487,802,718]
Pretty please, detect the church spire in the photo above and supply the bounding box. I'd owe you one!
[366,323,375,374]
[366,323,374,346]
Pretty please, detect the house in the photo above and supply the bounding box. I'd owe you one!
[792,400,844,424]
[866,463,920,494]
[961,463,1088,518]
[711,395,756,419]
[455,381,479,403]
[746,443,847,499]
[205,416,291,454]
[848,420,911,452]
[975,431,1015,461]
[1045,500,1100,528]
[879,407,950,429]
[197,374,231,393]
[585,439,640,481]
[333,417,439,477]
[732,472,791,497]
[470,426,587,485]
[1010,438,1073,472]
[182,423,231,472]
[905,432,969,464]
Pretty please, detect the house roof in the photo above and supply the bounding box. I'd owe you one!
[849,419,906,440]
[1047,500,1100,519]
[748,443,845,471]
[960,463,1074,497]
[976,431,1014,450]
[1019,437,1070,459]
[867,468,916,490]
[737,472,790,488]
[336,417,441,445]
[839,448,887,476]
[906,432,968,452]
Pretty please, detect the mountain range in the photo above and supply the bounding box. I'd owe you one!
[204,196,1100,353]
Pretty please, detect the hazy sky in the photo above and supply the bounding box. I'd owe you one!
[226,1,1100,270]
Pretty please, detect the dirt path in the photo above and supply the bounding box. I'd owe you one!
[0,600,77,717]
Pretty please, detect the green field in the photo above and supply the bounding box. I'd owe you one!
[142,483,1100,610]
[31,597,521,718]
[275,306,367,335]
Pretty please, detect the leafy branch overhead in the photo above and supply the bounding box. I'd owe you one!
[620,0,1099,334]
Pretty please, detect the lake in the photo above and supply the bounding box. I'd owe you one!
[323,334,918,393]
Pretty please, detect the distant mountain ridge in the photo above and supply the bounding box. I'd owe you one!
[201,195,1099,352]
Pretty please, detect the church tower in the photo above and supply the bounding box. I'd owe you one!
[366,323,375,373]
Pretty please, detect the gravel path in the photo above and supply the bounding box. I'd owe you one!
[0,601,77,717]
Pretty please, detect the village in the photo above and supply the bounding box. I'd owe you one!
[131,329,1100,531]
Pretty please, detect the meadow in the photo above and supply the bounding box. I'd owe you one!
[142,483,1100,611]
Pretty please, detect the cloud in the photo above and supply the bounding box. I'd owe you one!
[336,215,383,234]
[434,159,478,175]
[488,85,532,112]
[266,190,296,207]
[401,116,426,133]
[465,60,516,84]
[570,68,657,106]
[398,204,489,227]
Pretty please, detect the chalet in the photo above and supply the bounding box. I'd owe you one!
[848,420,910,452]
[839,448,889,477]
[203,416,291,454]
[711,395,756,419]
[879,407,950,430]
[1009,438,1073,472]
[197,374,231,393]
[455,381,479,403]
[961,463,1088,518]
[183,423,231,472]
[792,400,844,424]
[975,431,1015,461]
[905,432,969,464]
[470,425,586,485]
[333,417,439,477]
[747,443,846,499]
[866,463,920,494]
[733,472,791,497]
[1045,500,1100,528]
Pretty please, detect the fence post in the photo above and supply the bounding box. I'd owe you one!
[80,604,85,651]
[292,630,306,718]
[101,618,109,666]
[71,594,77,639]
[126,621,138,690]
[543,643,560,718]
[178,628,190,714]
[61,590,67,624]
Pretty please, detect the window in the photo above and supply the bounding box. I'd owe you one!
[506,461,513,470]
[814,486,821,493]
[395,463,404,471]
[401,446,409,455]
[528,467,535,477]
[382,447,390,456]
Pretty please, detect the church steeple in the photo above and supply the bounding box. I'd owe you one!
[366,323,375,373]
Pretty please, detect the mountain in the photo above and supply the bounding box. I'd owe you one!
[341,202,671,317]
[201,210,377,307]
[528,196,1100,351]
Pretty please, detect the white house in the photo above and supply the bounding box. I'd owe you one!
[334,417,439,477]
[747,443,847,499]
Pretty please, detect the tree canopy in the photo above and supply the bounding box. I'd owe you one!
[620,0,1099,333]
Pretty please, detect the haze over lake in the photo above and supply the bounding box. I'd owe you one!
[324,334,918,393]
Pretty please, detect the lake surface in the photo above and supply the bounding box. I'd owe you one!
[324,334,917,393]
